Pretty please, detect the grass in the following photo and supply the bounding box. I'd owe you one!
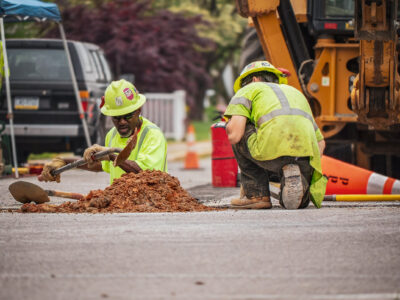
[192,120,214,141]
[28,152,75,161]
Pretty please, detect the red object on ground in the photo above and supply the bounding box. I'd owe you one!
[322,155,400,195]
[211,122,238,187]
[29,164,44,175]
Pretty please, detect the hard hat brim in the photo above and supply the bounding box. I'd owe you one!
[233,66,287,93]
[101,94,146,116]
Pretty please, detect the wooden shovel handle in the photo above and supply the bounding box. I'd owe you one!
[37,148,122,181]
[45,190,85,200]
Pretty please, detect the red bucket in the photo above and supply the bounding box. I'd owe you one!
[211,122,238,187]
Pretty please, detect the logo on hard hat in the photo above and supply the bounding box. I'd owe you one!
[115,96,123,106]
[123,88,134,100]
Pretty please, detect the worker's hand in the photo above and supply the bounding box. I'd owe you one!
[83,144,110,168]
[40,157,66,183]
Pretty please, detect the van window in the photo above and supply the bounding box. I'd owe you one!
[90,50,105,81]
[75,42,93,74]
[99,52,112,82]
[8,49,71,81]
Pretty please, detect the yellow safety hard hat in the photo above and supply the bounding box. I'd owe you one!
[233,61,288,93]
[101,79,146,116]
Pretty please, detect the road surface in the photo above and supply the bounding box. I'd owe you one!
[0,158,399,299]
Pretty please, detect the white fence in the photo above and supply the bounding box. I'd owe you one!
[142,90,186,141]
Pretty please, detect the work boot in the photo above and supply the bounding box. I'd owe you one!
[280,164,304,210]
[231,196,272,209]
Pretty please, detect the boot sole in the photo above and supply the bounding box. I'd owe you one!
[281,164,303,210]
[231,202,272,209]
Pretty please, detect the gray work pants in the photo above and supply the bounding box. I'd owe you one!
[231,122,313,208]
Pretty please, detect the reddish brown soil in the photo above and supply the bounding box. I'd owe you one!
[20,170,217,213]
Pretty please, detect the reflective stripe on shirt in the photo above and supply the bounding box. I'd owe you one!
[257,83,318,131]
[134,125,167,171]
[108,128,118,148]
[229,97,252,110]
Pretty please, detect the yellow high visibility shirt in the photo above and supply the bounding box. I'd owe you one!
[102,117,167,184]
[224,82,327,207]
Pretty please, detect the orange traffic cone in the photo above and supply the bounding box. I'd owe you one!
[322,155,400,195]
[184,124,199,169]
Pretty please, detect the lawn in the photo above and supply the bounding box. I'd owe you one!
[192,120,214,141]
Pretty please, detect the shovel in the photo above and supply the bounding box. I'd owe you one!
[9,181,85,204]
[37,134,137,182]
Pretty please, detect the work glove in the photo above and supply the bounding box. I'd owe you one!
[83,144,110,168]
[40,157,67,183]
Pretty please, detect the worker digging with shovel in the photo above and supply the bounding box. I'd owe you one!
[40,79,168,184]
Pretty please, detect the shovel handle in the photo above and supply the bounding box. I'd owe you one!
[45,190,85,200]
[37,148,122,181]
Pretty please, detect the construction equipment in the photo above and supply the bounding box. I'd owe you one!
[9,181,84,204]
[236,0,400,177]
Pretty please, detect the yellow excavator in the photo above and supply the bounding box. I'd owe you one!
[236,0,400,178]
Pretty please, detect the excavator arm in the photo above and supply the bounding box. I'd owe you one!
[235,0,306,91]
[351,0,400,129]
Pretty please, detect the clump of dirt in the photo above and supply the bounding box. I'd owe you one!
[20,170,217,213]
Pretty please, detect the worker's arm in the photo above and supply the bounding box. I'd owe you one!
[314,127,325,158]
[108,154,142,174]
[226,115,247,144]
[318,139,325,158]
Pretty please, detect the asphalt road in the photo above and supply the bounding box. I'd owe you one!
[0,158,399,300]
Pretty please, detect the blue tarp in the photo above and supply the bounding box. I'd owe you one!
[0,0,61,22]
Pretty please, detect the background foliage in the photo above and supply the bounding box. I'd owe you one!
[5,0,247,120]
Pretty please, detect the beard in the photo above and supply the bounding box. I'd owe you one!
[117,125,133,138]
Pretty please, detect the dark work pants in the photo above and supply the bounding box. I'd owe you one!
[231,122,313,208]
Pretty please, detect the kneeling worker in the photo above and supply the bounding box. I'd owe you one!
[40,79,167,184]
[224,61,327,209]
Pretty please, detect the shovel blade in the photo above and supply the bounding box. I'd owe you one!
[9,181,50,204]
[113,134,137,167]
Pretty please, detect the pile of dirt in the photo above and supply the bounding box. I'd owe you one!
[20,170,217,213]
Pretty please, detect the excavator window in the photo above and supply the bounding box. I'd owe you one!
[325,0,354,18]
[308,0,355,36]
[309,0,400,37]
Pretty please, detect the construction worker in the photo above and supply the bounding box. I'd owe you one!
[40,79,167,184]
[224,61,327,209]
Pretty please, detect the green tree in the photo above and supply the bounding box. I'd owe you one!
[157,0,248,105]
[4,0,248,119]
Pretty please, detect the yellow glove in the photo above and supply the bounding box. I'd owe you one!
[83,144,110,168]
[40,157,66,183]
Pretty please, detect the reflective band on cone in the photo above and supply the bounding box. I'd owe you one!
[322,155,400,195]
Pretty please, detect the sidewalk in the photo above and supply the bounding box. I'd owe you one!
[167,140,212,161]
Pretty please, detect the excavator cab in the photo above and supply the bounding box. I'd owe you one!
[308,0,355,37]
